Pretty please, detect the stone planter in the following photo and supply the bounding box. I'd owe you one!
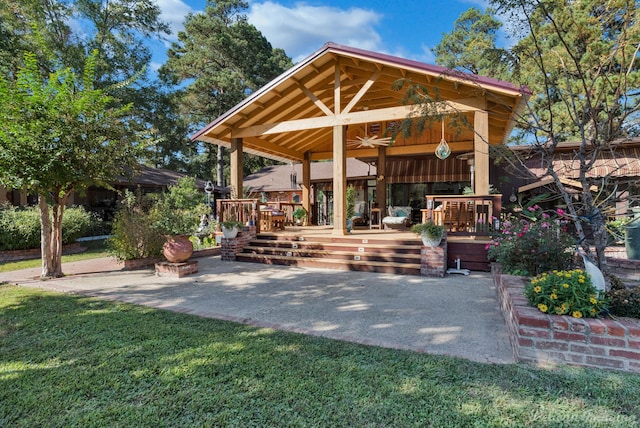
[163,235,194,263]
[421,233,442,248]
[222,226,239,239]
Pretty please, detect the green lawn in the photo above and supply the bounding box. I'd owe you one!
[1,286,639,427]
[0,239,109,273]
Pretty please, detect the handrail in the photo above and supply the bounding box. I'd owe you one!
[216,199,260,232]
[423,194,502,237]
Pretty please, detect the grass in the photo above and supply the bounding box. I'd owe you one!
[1,286,640,427]
[0,239,109,273]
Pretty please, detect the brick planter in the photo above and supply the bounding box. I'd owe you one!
[221,226,257,261]
[493,264,640,373]
[122,246,221,270]
[420,237,447,277]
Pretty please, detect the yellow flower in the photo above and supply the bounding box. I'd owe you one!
[563,283,569,288]
[538,304,548,313]
[550,292,558,300]
[590,297,597,304]
[578,278,585,283]
[534,286,542,293]
[590,308,597,315]
[572,311,583,318]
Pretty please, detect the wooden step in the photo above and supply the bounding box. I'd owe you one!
[242,244,422,264]
[248,239,422,254]
[236,253,422,276]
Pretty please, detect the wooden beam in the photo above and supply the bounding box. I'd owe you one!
[342,71,380,114]
[294,79,334,116]
[231,101,481,139]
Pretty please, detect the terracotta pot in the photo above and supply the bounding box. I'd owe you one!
[163,235,194,263]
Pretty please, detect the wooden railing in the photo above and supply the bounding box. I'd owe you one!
[216,199,260,231]
[422,195,502,237]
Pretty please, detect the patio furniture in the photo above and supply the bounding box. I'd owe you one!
[382,206,412,230]
[260,208,285,232]
[351,201,367,226]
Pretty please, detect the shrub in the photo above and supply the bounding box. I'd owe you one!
[106,191,164,261]
[60,206,94,244]
[487,206,575,276]
[150,177,210,236]
[524,269,608,318]
[0,204,94,250]
[605,275,640,319]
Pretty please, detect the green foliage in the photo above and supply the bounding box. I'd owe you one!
[0,205,94,251]
[106,190,164,261]
[220,220,244,230]
[0,205,41,250]
[150,177,210,236]
[411,221,445,239]
[488,205,575,276]
[606,275,640,319]
[346,185,356,219]
[525,269,608,318]
[292,207,307,220]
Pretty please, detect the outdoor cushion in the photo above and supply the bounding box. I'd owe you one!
[382,206,412,229]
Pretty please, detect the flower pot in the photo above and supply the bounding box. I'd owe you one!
[421,233,442,248]
[163,235,194,263]
[346,218,353,233]
[222,226,239,239]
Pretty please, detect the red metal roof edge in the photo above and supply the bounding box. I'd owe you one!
[191,42,531,142]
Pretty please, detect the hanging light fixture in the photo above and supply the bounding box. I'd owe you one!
[435,119,451,160]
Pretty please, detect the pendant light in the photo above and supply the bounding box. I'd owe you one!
[435,119,451,160]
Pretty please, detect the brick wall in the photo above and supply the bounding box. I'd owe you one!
[420,238,447,277]
[221,226,257,261]
[494,264,640,373]
[0,243,84,262]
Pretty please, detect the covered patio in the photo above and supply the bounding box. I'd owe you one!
[192,42,528,236]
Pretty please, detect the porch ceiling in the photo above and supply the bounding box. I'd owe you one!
[192,42,529,163]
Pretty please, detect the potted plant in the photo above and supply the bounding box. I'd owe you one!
[292,207,307,225]
[220,219,244,239]
[151,177,210,263]
[412,221,445,247]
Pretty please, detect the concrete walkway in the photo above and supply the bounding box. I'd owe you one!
[0,256,514,364]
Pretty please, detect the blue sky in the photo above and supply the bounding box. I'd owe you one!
[151,0,492,70]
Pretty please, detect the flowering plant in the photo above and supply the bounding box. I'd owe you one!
[524,269,608,318]
[487,205,574,276]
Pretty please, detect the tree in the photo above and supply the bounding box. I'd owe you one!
[160,0,292,185]
[433,0,639,272]
[433,7,513,80]
[0,51,152,278]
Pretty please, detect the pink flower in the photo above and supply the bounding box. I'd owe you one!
[485,244,490,250]
[557,208,565,216]
[542,213,550,219]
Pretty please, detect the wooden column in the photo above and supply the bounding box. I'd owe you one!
[376,147,387,214]
[302,152,311,224]
[474,110,490,195]
[333,125,347,235]
[230,138,243,199]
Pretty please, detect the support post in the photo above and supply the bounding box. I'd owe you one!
[474,110,490,195]
[333,125,347,235]
[302,152,311,224]
[230,138,243,199]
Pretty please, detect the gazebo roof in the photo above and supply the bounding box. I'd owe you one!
[192,42,529,163]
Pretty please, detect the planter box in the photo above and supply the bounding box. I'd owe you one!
[493,265,640,373]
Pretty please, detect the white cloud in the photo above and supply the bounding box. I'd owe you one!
[248,1,383,62]
[156,0,194,41]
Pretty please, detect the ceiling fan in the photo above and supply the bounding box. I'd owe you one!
[346,122,392,148]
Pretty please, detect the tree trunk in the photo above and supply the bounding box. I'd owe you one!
[39,193,68,279]
[216,145,224,187]
[39,196,54,278]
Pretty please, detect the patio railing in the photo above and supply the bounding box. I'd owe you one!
[423,194,502,237]
[216,199,260,231]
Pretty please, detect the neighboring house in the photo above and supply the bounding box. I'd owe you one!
[1,165,230,221]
